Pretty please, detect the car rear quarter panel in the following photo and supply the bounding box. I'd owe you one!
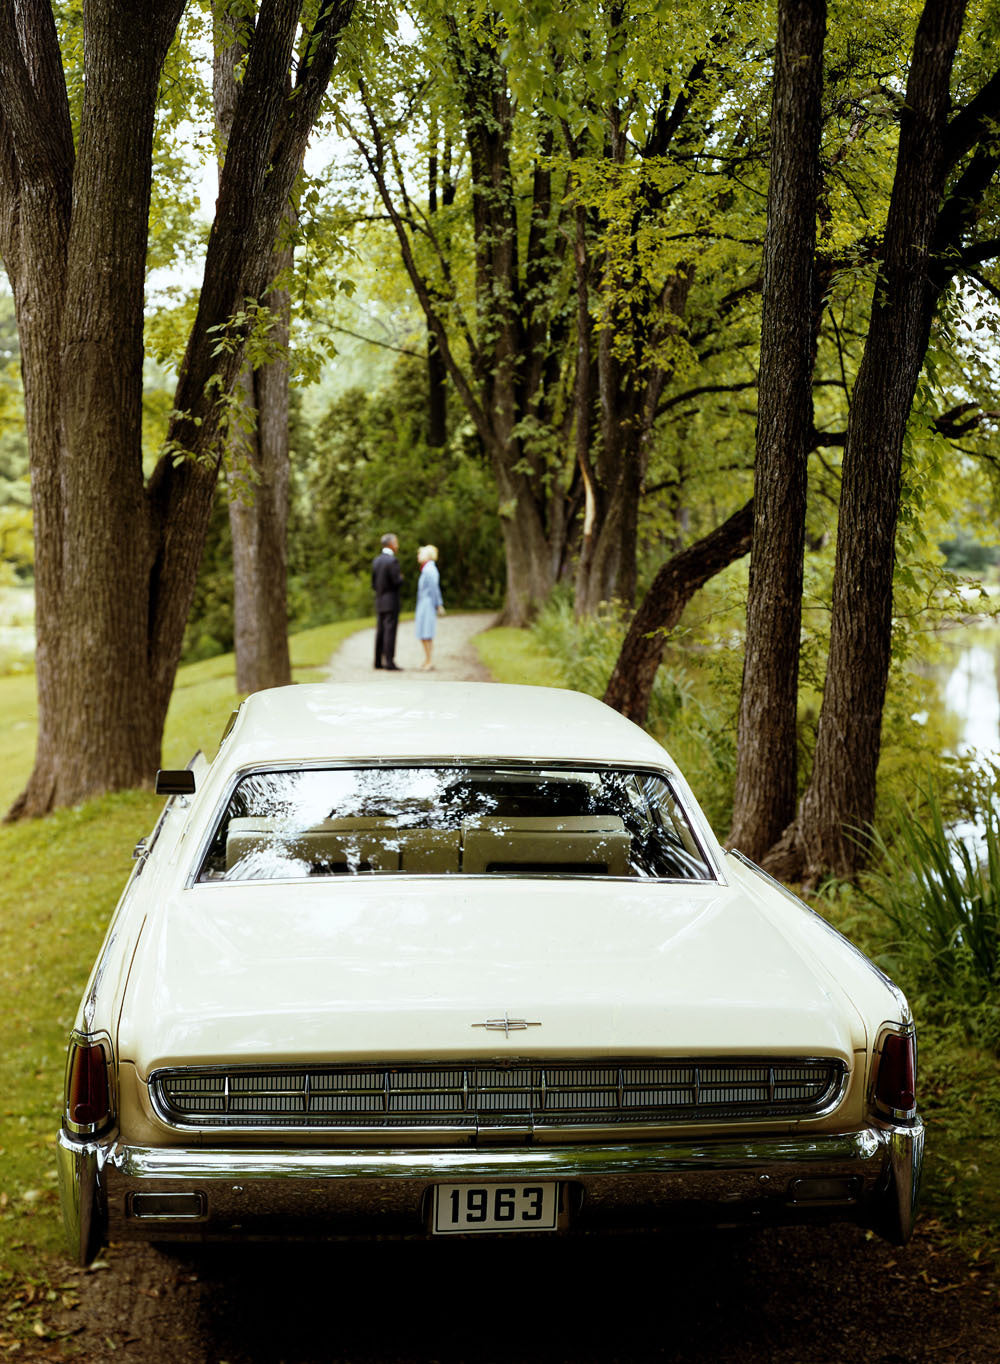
[722,852,912,1050]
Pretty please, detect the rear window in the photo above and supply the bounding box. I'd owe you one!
[195,764,714,883]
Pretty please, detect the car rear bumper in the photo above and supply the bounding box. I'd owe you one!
[57,1119,924,1262]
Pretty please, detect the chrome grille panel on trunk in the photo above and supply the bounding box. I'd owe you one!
[151,1060,846,1131]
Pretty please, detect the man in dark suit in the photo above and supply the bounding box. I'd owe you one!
[371,532,403,669]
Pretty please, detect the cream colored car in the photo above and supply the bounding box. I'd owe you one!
[58,682,923,1261]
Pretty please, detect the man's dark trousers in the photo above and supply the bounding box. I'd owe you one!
[374,610,398,669]
[371,549,402,667]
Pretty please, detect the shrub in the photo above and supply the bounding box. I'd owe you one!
[859,777,1000,1020]
[529,593,740,831]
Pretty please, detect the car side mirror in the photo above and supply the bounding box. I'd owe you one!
[155,769,196,796]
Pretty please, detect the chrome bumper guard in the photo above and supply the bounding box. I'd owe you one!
[58,1119,924,1262]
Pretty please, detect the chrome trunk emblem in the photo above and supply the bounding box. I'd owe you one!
[472,1012,541,1037]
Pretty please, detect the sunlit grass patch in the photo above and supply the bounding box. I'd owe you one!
[0,792,161,1272]
[473,625,567,688]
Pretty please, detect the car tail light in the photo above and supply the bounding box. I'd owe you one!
[872,1027,917,1121]
[65,1034,113,1136]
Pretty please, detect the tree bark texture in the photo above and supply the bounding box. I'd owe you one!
[728,0,826,861]
[227,281,293,696]
[216,5,292,696]
[0,0,75,816]
[425,135,455,449]
[603,500,753,725]
[3,0,183,813]
[789,0,968,880]
[2,0,354,818]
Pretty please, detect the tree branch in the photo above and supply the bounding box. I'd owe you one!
[0,0,73,186]
[944,67,1000,168]
[352,80,492,448]
[958,238,1000,267]
[658,378,758,415]
[324,321,422,358]
[965,266,1000,302]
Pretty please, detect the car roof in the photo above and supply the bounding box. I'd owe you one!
[218,681,677,771]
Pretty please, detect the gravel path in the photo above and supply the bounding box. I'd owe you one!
[325,611,498,684]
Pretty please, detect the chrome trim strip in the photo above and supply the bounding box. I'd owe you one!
[110,1129,889,1178]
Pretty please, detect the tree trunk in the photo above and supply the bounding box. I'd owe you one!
[580,322,644,614]
[728,0,826,861]
[571,184,695,619]
[603,500,753,724]
[779,0,968,881]
[0,0,75,817]
[425,137,452,449]
[216,6,292,696]
[228,281,293,695]
[7,0,183,814]
[3,0,355,819]
[426,329,448,449]
[495,505,557,624]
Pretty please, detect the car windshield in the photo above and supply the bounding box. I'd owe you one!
[195,764,715,883]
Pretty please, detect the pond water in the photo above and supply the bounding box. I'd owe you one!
[933,623,1000,765]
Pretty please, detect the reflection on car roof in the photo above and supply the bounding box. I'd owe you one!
[220,682,677,770]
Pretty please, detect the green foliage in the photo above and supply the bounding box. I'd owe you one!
[290,361,504,625]
[939,530,1000,575]
[144,285,201,377]
[914,1016,1000,1248]
[859,777,1000,1013]
[181,357,504,660]
[147,4,214,277]
[0,294,30,587]
[0,501,32,585]
[524,590,743,833]
[141,379,177,477]
[0,425,32,586]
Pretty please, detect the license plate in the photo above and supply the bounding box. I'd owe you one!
[432,1182,558,1234]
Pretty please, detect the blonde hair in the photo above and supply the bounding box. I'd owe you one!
[417,544,438,564]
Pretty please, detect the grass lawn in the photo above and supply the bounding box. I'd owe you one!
[472,626,568,688]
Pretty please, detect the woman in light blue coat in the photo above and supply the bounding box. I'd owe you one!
[415,544,445,669]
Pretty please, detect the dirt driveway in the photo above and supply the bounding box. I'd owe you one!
[10,616,999,1361]
[19,1221,1000,1362]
